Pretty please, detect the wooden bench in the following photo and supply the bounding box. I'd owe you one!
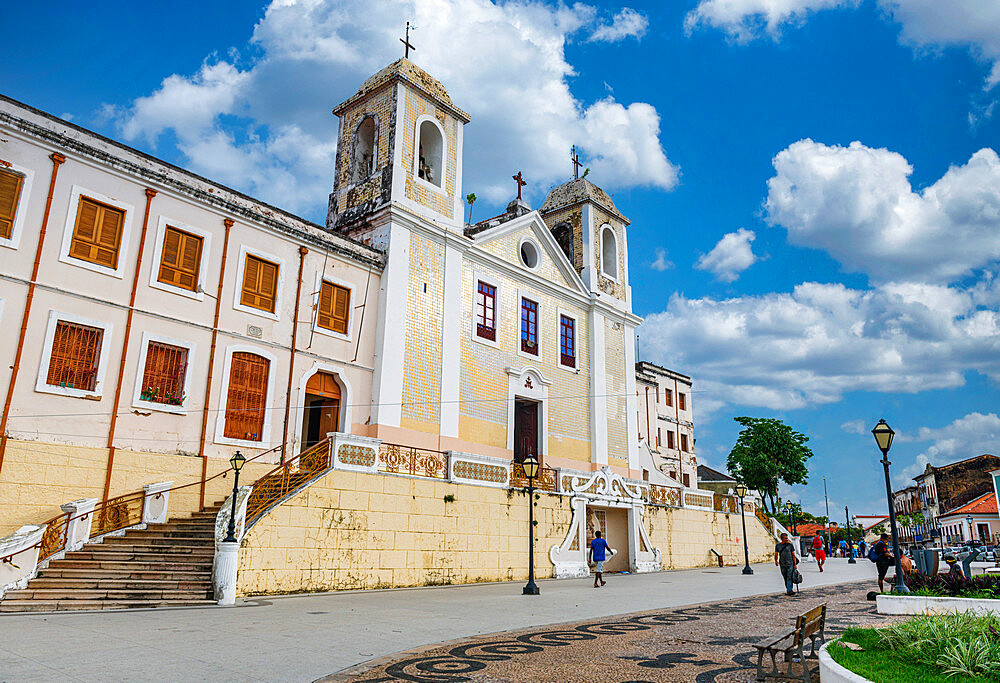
[754,603,826,682]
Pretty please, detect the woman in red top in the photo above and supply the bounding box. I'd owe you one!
[812,534,826,572]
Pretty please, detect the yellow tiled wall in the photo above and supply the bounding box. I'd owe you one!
[401,233,444,433]
[401,91,457,217]
[605,318,628,466]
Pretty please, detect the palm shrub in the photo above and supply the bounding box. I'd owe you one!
[877,613,1000,678]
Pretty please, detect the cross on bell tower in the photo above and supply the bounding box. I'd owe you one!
[400,22,416,59]
[571,146,583,180]
[512,171,527,200]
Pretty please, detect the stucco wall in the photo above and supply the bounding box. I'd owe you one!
[235,467,776,596]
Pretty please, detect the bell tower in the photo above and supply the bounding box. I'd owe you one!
[327,58,470,245]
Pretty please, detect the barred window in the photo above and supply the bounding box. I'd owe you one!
[476,281,496,341]
[139,341,188,406]
[223,352,269,441]
[559,314,575,367]
[70,196,124,269]
[46,321,103,391]
[520,297,538,355]
[317,281,350,335]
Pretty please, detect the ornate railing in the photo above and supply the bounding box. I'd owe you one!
[510,462,557,491]
[92,492,146,538]
[245,439,332,527]
[684,491,713,508]
[754,505,771,529]
[378,442,449,480]
[713,495,738,514]
[644,484,682,507]
[38,513,71,561]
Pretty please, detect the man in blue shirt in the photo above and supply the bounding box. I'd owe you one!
[589,531,612,588]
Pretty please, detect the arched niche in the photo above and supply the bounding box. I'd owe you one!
[350,115,377,184]
[601,224,618,280]
[551,222,573,265]
[415,117,444,188]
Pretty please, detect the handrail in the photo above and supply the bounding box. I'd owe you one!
[709,548,723,567]
[0,442,284,565]
[378,442,449,479]
[244,437,333,528]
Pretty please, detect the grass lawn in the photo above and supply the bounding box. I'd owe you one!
[827,627,993,683]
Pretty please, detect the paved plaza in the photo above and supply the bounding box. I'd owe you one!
[0,559,874,682]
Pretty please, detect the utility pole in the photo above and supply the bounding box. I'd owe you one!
[824,476,832,554]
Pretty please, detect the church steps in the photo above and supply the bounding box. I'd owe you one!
[0,503,223,612]
[0,598,218,612]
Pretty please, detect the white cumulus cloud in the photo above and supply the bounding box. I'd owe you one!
[696,228,758,282]
[684,0,857,41]
[651,247,674,271]
[765,140,1000,284]
[589,7,649,42]
[111,0,678,216]
[895,412,1000,485]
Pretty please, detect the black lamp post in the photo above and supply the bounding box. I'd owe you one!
[846,506,856,564]
[967,514,975,544]
[521,454,540,596]
[736,484,753,575]
[785,501,797,536]
[223,451,246,543]
[873,419,909,594]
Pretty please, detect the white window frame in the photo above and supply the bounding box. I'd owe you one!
[214,344,278,448]
[516,289,542,362]
[412,115,448,196]
[311,271,354,343]
[599,223,619,282]
[556,307,579,372]
[517,235,542,272]
[471,271,501,349]
[147,215,212,301]
[232,244,285,322]
[131,331,196,415]
[58,185,134,279]
[35,309,114,399]
[0,161,35,251]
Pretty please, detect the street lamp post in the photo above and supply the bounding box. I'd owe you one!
[736,484,753,575]
[846,506,856,564]
[223,451,246,543]
[967,514,975,544]
[872,419,909,594]
[521,454,540,596]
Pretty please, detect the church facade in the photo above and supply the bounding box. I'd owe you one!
[0,59,773,603]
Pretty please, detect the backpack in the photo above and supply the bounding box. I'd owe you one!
[867,546,879,563]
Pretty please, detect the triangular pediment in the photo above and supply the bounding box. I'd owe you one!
[469,211,587,296]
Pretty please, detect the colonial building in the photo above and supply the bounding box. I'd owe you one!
[913,454,1000,545]
[937,492,1000,545]
[0,58,775,610]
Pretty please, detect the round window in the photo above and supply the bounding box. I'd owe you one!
[520,239,539,269]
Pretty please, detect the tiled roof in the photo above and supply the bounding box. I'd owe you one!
[696,465,734,482]
[539,178,626,222]
[335,58,469,121]
[941,491,998,517]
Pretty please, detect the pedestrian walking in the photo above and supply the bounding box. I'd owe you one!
[588,530,613,588]
[812,534,826,572]
[774,532,799,596]
[873,533,893,592]
[839,539,848,558]
[858,539,867,558]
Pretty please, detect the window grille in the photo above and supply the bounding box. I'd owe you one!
[140,341,188,405]
[46,320,103,391]
[157,226,203,291]
[476,281,496,340]
[69,196,124,269]
[317,281,350,334]
[0,168,24,239]
[559,314,575,367]
[223,352,269,441]
[520,298,538,355]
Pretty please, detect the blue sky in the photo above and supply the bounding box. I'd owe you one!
[4,0,999,519]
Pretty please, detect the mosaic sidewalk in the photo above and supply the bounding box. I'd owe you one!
[332,581,898,683]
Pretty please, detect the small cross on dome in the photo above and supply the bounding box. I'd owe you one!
[512,171,527,200]
[571,146,583,180]
[400,22,416,59]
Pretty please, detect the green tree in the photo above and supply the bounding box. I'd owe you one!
[727,417,813,514]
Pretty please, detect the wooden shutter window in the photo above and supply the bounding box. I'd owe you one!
[46,320,103,392]
[0,168,25,240]
[240,254,278,313]
[317,281,351,335]
[69,196,124,269]
[157,226,203,291]
[223,352,269,441]
[140,341,188,405]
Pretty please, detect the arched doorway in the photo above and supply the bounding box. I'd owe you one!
[301,372,341,448]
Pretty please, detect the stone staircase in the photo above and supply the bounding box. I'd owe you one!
[0,503,223,612]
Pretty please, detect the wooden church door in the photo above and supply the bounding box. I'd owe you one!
[514,400,538,464]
